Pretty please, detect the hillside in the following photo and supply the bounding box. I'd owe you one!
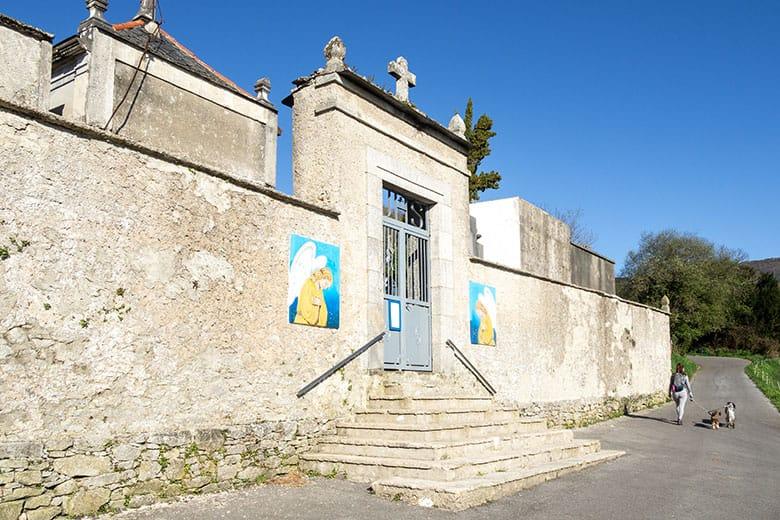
[745,258,780,279]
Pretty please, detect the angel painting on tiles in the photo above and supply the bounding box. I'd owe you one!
[288,235,340,329]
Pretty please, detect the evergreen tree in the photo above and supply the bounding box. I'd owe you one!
[464,98,501,201]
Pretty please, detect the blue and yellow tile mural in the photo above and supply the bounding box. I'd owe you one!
[288,235,340,329]
[469,281,497,346]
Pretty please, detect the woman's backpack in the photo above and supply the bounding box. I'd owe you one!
[672,372,686,392]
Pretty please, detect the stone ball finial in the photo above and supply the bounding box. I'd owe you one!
[86,0,109,20]
[661,295,670,313]
[448,113,466,138]
[254,77,271,101]
[323,36,347,72]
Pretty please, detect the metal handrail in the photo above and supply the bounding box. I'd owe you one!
[296,331,386,398]
[445,339,496,395]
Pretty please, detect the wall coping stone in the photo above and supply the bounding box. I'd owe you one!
[470,256,670,316]
[283,69,470,157]
[0,97,338,220]
[0,14,54,42]
[570,241,615,264]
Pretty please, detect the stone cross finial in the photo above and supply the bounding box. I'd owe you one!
[254,77,271,102]
[323,36,346,72]
[86,0,109,20]
[134,0,156,21]
[387,57,416,102]
[661,295,670,313]
[448,113,466,138]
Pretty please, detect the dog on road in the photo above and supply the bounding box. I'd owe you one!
[709,409,721,430]
[725,402,736,429]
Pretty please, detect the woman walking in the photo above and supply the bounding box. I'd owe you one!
[670,363,694,425]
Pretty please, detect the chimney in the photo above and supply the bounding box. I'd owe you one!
[133,0,156,22]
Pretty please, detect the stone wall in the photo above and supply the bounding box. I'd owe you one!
[515,392,668,429]
[0,418,333,519]
[570,243,616,294]
[0,103,369,446]
[111,61,268,187]
[0,16,52,111]
[467,258,671,408]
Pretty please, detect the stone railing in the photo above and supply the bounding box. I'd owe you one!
[0,418,333,519]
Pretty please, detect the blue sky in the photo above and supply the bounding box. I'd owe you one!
[5,1,779,270]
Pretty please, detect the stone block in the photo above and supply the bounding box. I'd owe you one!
[111,444,141,462]
[222,454,241,466]
[128,494,155,508]
[200,483,220,494]
[79,471,124,488]
[182,476,210,489]
[51,479,78,496]
[216,464,240,481]
[23,491,52,509]
[9,486,44,500]
[0,459,27,470]
[44,439,72,452]
[0,501,23,520]
[147,431,192,448]
[194,429,226,451]
[0,443,43,460]
[62,487,110,516]
[129,478,164,496]
[15,470,42,486]
[25,506,60,520]
[236,467,264,481]
[163,460,185,481]
[52,455,111,477]
[137,460,161,480]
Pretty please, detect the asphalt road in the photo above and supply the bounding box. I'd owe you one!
[114,356,780,520]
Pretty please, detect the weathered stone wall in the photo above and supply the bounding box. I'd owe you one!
[0,418,333,518]
[0,18,52,110]
[570,243,616,294]
[111,61,268,186]
[0,104,370,447]
[467,258,671,408]
[516,392,668,429]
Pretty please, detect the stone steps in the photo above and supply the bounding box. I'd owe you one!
[354,407,522,426]
[313,429,574,460]
[370,449,625,511]
[301,439,600,481]
[366,396,493,412]
[302,381,623,510]
[335,417,548,442]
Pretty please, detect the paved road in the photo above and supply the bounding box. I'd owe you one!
[114,357,780,520]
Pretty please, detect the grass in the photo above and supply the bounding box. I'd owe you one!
[672,351,698,378]
[691,347,780,413]
[745,357,780,412]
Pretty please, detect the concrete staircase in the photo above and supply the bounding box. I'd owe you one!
[301,385,624,511]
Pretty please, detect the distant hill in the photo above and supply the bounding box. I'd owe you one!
[745,258,780,280]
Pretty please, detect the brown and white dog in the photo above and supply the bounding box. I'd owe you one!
[709,409,721,430]
[725,402,736,429]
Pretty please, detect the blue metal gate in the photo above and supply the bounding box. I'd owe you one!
[382,187,431,371]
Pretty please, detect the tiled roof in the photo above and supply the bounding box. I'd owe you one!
[109,24,252,99]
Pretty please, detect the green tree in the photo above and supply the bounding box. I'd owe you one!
[618,230,754,352]
[464,98,501,201]
[752,272,780,338]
